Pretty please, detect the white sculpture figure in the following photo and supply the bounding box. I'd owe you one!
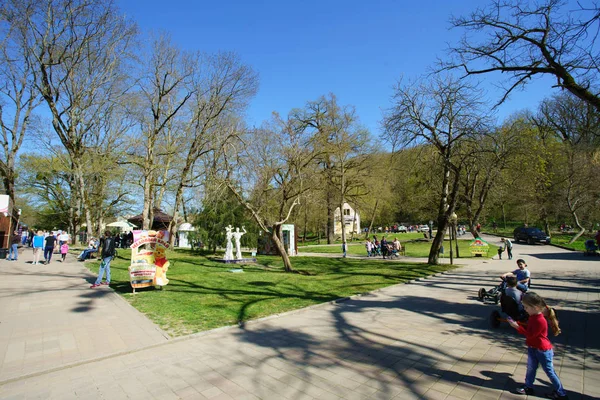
[223,225,234,261]
[233,226,247,260]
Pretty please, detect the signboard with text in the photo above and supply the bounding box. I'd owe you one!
[129,230,170,290]
[469,238,490,256]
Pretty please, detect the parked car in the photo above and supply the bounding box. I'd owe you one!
[418,225,430,233]
[397,225,407,233]
[513,226,551,245]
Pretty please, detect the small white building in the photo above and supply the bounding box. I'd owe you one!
[177,223,195,248]
[334,203,361,236]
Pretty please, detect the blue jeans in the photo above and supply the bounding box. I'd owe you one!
[8,244,18,260]
[525,347,566,396]
[517,283,529,292]
[44,246,54,262]
[95,256,112,284]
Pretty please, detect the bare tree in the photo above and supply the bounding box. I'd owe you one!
[295,94,369,244]
[460,120,523,236]
[535,93,600,241]
[166,52,258,246]
[447,0,600,111]
[223,114,318,273]
[4,0,137,238]
[127,34,195,230]
[0,7,42,204]
[383,75,491,264]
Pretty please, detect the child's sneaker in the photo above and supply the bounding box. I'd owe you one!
[516,386,534,395]
[90,283,101,288]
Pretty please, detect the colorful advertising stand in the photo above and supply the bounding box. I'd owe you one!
[469,238,490,257]
[129,230,170,293]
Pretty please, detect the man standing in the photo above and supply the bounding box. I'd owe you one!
[90,231,116,288]
[43,233,57,264]
[380,236,388,259]
[504,237,513,260]
[7,231,20,261]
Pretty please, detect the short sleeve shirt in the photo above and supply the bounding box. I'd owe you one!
[513,268,530,282]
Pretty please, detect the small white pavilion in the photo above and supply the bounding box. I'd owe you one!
[334,203,361,236]
[177,223,196,248]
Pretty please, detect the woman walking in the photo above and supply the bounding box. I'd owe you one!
[32,231,44,265]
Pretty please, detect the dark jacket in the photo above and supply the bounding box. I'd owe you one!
[100,236,117,258]
[11,234,20,245]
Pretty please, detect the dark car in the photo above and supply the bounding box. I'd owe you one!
[513,227,551,245]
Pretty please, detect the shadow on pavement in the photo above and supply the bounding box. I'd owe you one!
[522,252,599,262]
[235,284,598,399]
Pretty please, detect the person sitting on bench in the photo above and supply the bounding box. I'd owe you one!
[77,237,98,261]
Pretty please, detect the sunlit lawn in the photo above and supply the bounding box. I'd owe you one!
[300,238,500,259]
[81,248,455,337]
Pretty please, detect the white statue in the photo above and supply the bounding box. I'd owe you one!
[223,225,234,261]
[233,226,247,260]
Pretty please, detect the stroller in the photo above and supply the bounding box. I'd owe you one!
[584,239,599,256]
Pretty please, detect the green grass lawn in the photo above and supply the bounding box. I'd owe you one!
[81,249,455,337]
[300,238,500,259]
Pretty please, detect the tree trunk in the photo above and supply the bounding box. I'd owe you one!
[142,174,153,230]
[567,202,586,244]
[326,191,335,244]
[454,224,460,258]
[339,202,346,245]
[302,203,308,244]
[366,198,379,239]
[168,182,185,247]
[272,224,294,273]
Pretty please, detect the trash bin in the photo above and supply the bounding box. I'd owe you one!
[0,248,8,259]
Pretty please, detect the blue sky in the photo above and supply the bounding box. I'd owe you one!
[117,0,561,135]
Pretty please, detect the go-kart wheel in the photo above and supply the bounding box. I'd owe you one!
[493,293,500,304]
[478,288,486,301]
[489,310,501,328]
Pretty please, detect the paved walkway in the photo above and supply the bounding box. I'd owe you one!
[0,237,598,399]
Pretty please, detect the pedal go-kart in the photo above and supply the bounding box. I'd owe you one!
[489,292,528,329]
[478,280,505,304]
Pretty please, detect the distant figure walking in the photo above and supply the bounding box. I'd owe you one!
[44,233,57,264]
[7,231,20,261]
[32,231,44,265]
[60,242,69,262]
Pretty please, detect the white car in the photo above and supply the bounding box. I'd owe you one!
[397,225,407,233]
[418,225,430,232]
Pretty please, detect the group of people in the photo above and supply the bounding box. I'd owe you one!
[364,236,402,259]
[7,230,70,264]
[499,259,568,399]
